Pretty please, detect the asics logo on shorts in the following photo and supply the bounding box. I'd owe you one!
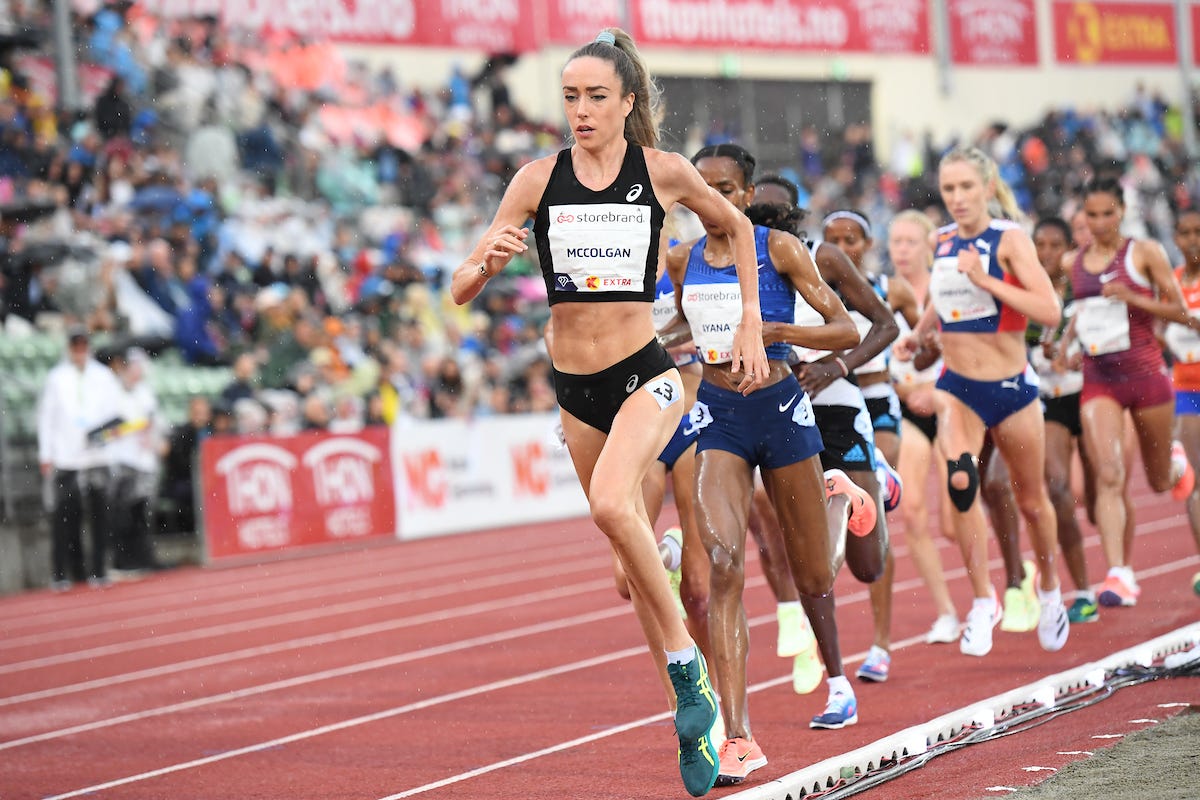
[778,394,798,412]
[625,183,643,202]
[626,374,639,393]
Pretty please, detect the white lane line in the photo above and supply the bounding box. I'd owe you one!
[1057,750,1093,756]
[0,539,600,646]
[28,554,1199,797]
[1021,766,1058,772]
[0,577,616,711]
[39,622,647,800]
[0,555,608,676]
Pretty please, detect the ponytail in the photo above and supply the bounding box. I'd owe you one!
[569,29,661,148]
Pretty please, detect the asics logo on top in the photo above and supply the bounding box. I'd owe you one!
[1099,271,1118,283]
[626,374,639,393]
[625,183,644,202]
[1000,379,1020,391]
[778,394,798,412]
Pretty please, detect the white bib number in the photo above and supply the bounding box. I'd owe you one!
[931,255,998,324]
[1076,296,1130,356]
[1165,317,1200,364]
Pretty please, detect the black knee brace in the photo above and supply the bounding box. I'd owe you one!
[947,452,980,512]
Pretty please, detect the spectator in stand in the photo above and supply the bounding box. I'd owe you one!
[94,75,134,141]
[38,327,122,589]
[221,352,260,406]
[159,394,212,536]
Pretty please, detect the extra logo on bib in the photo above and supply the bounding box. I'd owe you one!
[548,203,651,293]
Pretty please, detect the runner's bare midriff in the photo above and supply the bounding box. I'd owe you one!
[549,301,659,375]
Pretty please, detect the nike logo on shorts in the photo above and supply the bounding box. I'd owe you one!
[779,394,798,412]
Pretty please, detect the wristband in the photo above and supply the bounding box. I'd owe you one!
[834,356,849,377]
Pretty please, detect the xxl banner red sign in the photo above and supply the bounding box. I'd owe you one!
[1053,0,1178,65]
[199,427,396,564]
[949,0,1038,65]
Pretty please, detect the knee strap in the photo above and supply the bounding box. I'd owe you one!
[947,452,979,512]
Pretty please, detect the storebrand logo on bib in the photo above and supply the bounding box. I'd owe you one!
[625,184,643,202]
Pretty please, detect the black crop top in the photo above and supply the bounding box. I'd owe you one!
[533,145,665,305]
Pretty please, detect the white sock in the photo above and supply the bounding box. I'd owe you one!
[660,533,682,572]
[1036,585,1062,607]
[777,601,801,615]
[867,644,889,660]
[666,645,697,666]
[972,595,996,612]
[827,674,852,696]
[1108,565,1136,586]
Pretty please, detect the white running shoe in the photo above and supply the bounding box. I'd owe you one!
[960,595,1001,657]
[1037,597,1069,652]
[925,613,960,644]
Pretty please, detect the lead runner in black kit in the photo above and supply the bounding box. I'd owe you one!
[451,28,770,798]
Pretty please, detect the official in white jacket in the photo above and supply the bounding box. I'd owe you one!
[107,348,164,574]
[37,328,122,589]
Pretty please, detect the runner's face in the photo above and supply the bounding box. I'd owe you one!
[1071,211,1092,250]
[695,156,753,235]
[887,220,930,279]
[1175,212,1200,267]
[1033,225,1069,276]
[562,56,633,149]
[822,219,871,270]
[938,161,989,229]
[1083,191,1123,243]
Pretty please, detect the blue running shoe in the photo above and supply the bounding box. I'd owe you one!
[1067,595,1099,624]
[810,691,858,729]
[669,651,719,796]
[855,646,891,683]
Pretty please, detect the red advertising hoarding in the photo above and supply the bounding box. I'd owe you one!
[949,0,1039,65]
[199,427,396,564]
[541,0,624,45]
[139,0,929,53]
[1053,0,1178,64]
[631,0,930,54]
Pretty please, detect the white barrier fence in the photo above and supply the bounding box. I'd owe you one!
[391,412,589,541]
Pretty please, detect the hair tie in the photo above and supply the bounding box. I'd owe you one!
[822,210,872,238]
[595,30,616,45]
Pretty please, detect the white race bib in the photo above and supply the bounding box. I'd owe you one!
[1165,315,1200,364]
[1076,296,1131,356]
[547,203,651,294]
[681,283,742,364]
[931,255,998,324]
[1029,341,1083,398]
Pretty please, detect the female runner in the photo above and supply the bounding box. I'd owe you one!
[666,143,865,787]
[894,146,1068,658]
[452,29,769,797]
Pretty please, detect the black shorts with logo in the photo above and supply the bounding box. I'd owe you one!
[553,339,675,434]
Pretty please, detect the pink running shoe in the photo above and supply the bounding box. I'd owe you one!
[825,469,877,537]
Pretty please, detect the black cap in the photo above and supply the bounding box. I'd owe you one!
[67,326,90,346]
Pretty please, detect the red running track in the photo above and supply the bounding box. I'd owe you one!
[0,469,1197,800]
